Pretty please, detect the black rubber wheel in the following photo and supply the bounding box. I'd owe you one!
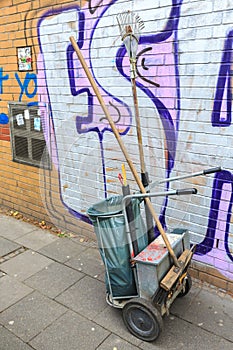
[122,298,163,342]
[178,273,192,297]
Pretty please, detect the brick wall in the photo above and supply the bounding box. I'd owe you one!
[0,0,232,294]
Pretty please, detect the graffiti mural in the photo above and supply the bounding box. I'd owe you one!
[34,0,233,280]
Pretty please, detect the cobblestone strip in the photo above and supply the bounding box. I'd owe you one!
[0,246,28,265]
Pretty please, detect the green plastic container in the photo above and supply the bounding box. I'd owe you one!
[87,195,148,298]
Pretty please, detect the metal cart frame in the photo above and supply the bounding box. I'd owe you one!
[92,188,196,342]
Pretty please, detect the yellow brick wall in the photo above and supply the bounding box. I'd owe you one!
[0,0,94,240]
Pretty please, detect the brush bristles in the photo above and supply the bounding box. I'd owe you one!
[116,10,145,39]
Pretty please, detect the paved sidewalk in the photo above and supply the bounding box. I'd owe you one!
[0,213,232,350]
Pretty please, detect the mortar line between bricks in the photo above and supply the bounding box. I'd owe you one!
[170,313,233,344]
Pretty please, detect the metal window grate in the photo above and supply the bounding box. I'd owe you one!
[8,103,51,169]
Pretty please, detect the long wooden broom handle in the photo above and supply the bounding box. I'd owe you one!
[69,36,180,268]
[131,77,146,174]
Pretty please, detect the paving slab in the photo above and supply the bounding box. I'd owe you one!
[29,310,110,350]
[0,237,21,258]
[0,325,34,350]
[0,250,53,281]
[0,275,33,312]
[56,275,107,320]
[65,246,105,278]
[93,305,142,347]
[0,291,67,342]
[38,238,87,263]
[24,261,84,298]
[96,334,142,350]
[0,217,37,240]
[139,315,233,350]
[171,287,233,342]
[14,229,58,251]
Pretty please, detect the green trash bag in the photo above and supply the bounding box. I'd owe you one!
[87,195,148,297]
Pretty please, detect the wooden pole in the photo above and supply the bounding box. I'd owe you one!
[131,76,146,174]
[69,36,180,268]
[131,75,154,243]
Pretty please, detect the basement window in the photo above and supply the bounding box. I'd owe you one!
[9,103,51,169]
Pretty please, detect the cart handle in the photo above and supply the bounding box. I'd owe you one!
[176,188,197,195]
[122,188,197,207]
[150,166,222,189]
[203,167,222,175]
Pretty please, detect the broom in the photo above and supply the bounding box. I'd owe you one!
[116,11,155,243]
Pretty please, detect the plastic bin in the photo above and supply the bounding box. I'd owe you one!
[87,195,148,297]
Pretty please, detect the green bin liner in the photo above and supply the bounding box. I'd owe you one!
[87,195,148,297]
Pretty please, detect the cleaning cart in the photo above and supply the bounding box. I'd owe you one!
[87,181,215,342]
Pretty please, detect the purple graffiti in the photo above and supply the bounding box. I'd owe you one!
[87,0,104,15]
[212,30,233,127]
[195,170,233,263]
[37,2,134,224]
[65,4,133,200]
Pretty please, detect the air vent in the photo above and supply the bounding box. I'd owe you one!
[8,103,51,169]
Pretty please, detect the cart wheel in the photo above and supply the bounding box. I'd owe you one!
[178,273,192,297]
[122,298,163,342]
